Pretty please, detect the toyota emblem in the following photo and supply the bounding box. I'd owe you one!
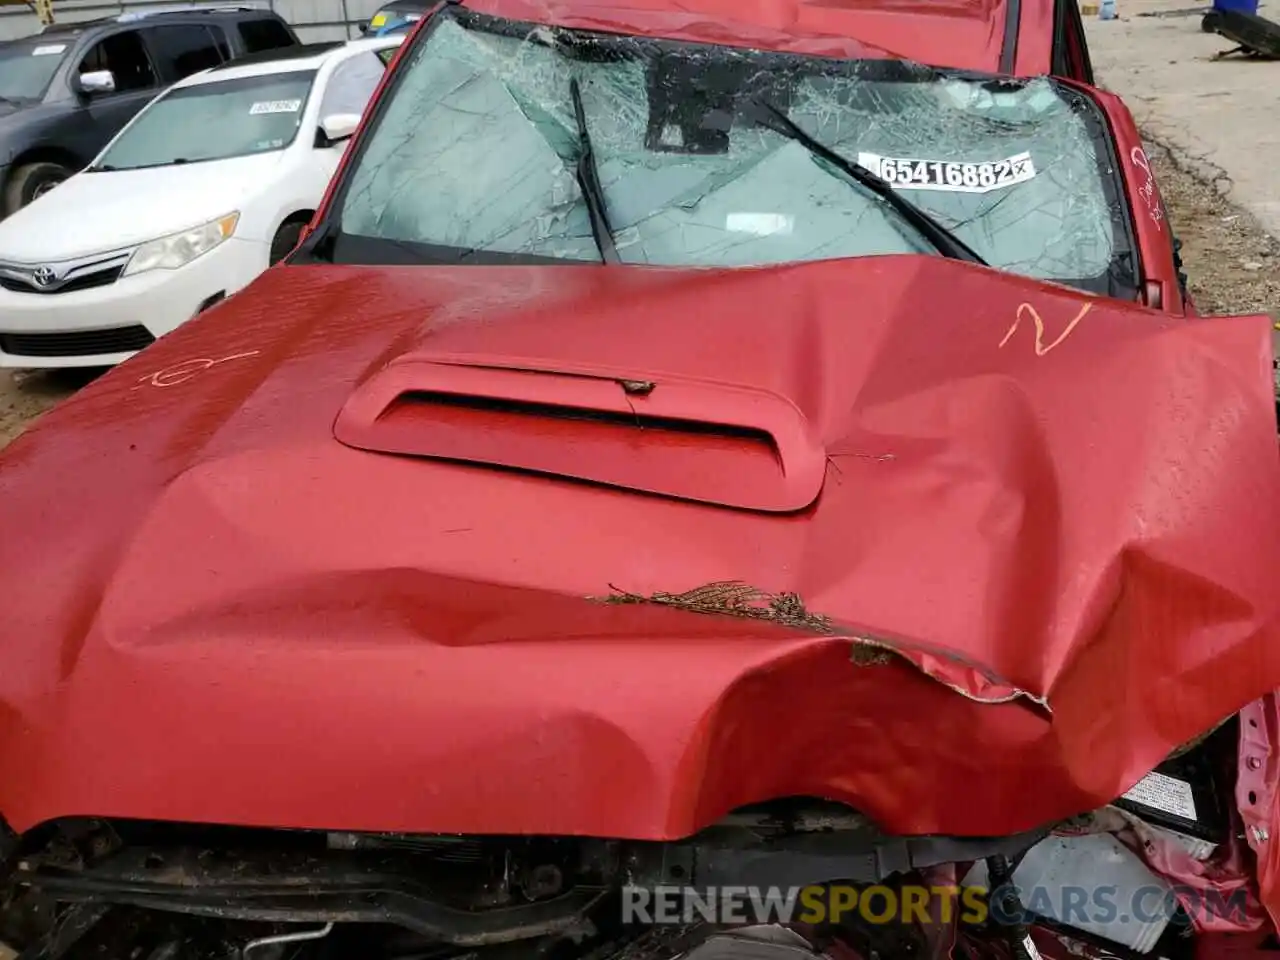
[31,266,57,287]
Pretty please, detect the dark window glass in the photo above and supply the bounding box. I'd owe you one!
[237,18,295,53]
[209,25,232,60]
[147,24,225,81]
[78,30,156,92]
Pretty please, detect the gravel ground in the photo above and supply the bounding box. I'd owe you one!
[1148,143,1280,319]
[0,367,100,451]
[0,146,1276,453]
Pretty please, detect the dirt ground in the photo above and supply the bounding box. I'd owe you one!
[0,366,98,451]
[0,144,1276,453]
[1148,143,1280,318]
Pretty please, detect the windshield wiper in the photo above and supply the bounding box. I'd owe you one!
[747,100,986,265]
[569,77,619,265]
[90,157,191,173]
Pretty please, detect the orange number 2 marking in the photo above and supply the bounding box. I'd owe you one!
[1000,302,1093,357]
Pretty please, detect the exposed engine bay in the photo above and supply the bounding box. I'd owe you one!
[0,724,1250,960]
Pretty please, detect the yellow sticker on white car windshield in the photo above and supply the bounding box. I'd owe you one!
[370,12,388,26]
[249,99,302,115]
[856,151,1036,193]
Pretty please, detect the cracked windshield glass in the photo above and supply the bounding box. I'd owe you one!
[336,9,1133,292]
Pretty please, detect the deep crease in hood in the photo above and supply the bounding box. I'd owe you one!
[1,254,1279,842]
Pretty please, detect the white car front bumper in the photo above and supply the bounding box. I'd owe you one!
[0,237,268,369]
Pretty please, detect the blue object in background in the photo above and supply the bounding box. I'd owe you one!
[1212,0,1259,16]
[1099,0,1117,19]
[375,16,417,35]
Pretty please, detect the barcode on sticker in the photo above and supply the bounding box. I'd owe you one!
[1122,771,1198,821]
[249,99,302,115]
[857,151,1036,193]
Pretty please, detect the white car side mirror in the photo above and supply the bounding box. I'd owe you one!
[319,113,361,146]
[78,69,116,95]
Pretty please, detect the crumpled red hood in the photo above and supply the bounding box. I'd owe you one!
[1,255,1278,841]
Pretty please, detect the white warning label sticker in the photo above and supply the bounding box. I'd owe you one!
[1122,771,1198,821]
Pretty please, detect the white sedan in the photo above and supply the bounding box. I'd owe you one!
[0,36,403,368]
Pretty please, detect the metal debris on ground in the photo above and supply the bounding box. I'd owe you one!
[1136,5,1210,16]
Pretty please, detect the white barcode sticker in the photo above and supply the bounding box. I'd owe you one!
[249,99,302,115]
[1122,771,1198,821]
[857,151,1036,193]
[32,44,66,56]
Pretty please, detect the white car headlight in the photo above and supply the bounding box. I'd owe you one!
[123,212,240,277]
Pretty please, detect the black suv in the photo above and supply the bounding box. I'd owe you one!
[0,4,299,217]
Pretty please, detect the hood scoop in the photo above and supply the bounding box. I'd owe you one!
[334,354,825,512]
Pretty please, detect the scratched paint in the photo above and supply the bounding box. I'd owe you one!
[136,351,262,389]
[1129,147,1165,232]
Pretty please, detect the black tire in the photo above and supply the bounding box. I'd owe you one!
[2,162,72,217]
[1213,9,1280,55]
[269,218,309,265]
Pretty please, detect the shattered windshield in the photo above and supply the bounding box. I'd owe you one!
[331,9,1134,293]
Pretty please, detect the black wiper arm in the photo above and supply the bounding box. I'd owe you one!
[569,77,619,265]
[89,158,191,173]
[748,100,987,265]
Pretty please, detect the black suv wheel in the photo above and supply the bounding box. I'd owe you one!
[3,162,72,216]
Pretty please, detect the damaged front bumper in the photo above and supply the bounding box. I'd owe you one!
[3,705,1276,960]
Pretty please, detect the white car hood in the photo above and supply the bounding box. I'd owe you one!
[0,153,284,263]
